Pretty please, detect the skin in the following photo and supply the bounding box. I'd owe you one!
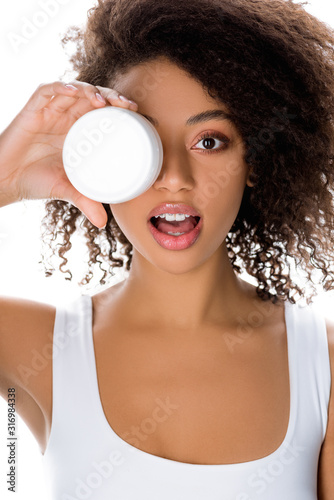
[104,56,262,336]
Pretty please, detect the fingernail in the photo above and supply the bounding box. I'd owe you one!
[96,93,106,103]
[128,100,137,106]
[65,84,78,91]
[119,95,130,103]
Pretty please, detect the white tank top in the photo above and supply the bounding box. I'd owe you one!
[42,294,331,500]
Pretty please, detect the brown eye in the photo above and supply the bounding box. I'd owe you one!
[202,137,217,150]
[193,131,230,154]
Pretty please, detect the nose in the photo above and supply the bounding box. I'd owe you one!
[153,142,195,194]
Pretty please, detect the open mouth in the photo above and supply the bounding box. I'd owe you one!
[150,215,201,235]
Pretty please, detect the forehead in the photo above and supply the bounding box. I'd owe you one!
[110,60,245,160]
[113,57,223,106]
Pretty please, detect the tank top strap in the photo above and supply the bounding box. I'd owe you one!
[43,294,97,458]
[286,300,331,443]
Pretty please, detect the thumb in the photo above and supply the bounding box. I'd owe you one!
[53,181,108,229]
[72,193,109,229]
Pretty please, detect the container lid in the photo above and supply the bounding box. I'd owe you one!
[62,107,163,204]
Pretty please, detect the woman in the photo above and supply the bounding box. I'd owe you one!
[0,0,333,498]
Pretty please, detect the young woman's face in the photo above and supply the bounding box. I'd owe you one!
[109,57,253,273]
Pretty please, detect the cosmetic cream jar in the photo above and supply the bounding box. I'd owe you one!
[62,107,163,204]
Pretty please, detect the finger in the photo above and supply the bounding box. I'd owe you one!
[50,84,139,119]
[73,195,108,230]
[47,84,108,114]
[63,80,110,107]
[65,97,101,122]
[25,81,80,113]
[26,80,104,114]
[96,86,138,111]
[48,92,100,117]
[50,178,108,229]
[47,94,81,114]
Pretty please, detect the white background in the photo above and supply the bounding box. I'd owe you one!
[0,0,334,498]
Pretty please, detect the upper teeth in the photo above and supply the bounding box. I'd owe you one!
[154,213,191,221]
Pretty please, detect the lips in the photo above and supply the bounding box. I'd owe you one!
[147,203,202,221]
[148,216,203,250]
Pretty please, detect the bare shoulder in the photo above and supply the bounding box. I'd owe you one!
[324,315,334,358]
[324,315,334,392]
[317,314,334,499]
[0,295,56,386]
[324,315,334,418]
[0,295,56,452]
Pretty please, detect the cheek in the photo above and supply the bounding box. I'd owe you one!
[109,204,131,232]
[199,166,247,240]
[198,157,248,216]
[109,201,145,241]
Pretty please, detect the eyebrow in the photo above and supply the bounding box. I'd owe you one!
[141,110,233,127]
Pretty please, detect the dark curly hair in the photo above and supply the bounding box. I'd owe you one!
[41,0,334,305]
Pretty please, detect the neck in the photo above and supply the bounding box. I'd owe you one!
[117,243,256,332]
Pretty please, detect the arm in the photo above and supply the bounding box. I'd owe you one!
[0,80,138,450]
[317,316,334,499]
[0,296,56,452]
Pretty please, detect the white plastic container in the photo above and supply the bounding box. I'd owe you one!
[62,107,163,204]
